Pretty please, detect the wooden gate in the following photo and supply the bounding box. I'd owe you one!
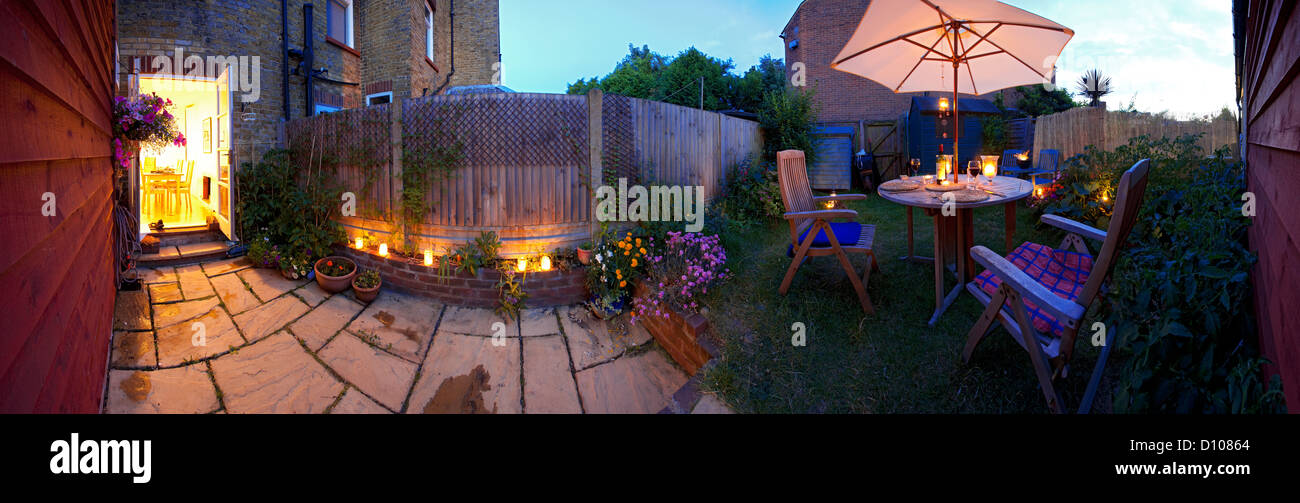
[863,118,906,180]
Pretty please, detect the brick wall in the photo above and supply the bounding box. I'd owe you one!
[448,0,501,88]
[332,246,587,308]
[782,0,1019,124]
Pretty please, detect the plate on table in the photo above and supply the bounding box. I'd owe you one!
[950,189,990,203]
[879,179,922,192]
[924,183,966,192]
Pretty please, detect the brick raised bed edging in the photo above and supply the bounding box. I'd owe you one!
[332,245,587,308]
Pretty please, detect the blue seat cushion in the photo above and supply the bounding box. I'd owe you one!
[787,222,861,257]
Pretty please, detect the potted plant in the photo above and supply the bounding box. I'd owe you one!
[576,241,594,265]
[352,269,381,303]
[584,231,649,319]
[314,256,357,293]
[280,255,311,280]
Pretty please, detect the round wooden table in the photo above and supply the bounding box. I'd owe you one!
[877,175,1032,325]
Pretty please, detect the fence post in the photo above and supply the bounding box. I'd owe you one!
[587,89,603,239]
[390,100,404,244]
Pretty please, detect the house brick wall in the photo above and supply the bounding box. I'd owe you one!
[447,0,501,88]
[781,0,1019,124]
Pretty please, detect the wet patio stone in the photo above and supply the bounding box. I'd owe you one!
[111,331,156,368]
[345,292,442,363]
[177,264,215,299]
[290,294,365,351]
[233,295,310,344]
[202,256,252,277]
[209,273,260,315]
[522,335,581,414]
[210,332,342,414]
[148,282,183,303]
[295,281,330,307]
[138,267,176,284]
[153,297,220,330]
[438,306,514,337]
[560,305,648,370]
[331,387,391,414]
[574,349,688,414]
[105,366,219,414]
[408,333,521,414]
[238,267,304,302]
[113,290,151,331]
[156,306,242,367]
[319,332,418,411]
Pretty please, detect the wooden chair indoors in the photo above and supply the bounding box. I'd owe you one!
[776,150,880,314]
[961,159,1150,413]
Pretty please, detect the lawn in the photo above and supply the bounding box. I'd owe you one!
[697,191,1119,413]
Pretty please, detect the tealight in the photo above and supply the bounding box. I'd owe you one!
[540,255,552,271]
[516,257,527,272]
[378,243,388,257]
[424,249,434,266]
[355,237,364,249]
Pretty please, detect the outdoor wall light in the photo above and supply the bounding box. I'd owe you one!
[938,97,949,111]
[424,249,434,266]
[516,257,528,272]
[378,244,388,257]
[540,255,552,272]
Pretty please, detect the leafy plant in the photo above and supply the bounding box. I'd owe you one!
[450,231,502,276]
[237,149,344,263]
[718,157,783,229]
[354,270,381,289]
[585,227,650,314]
[494,264,528,321]
[1009,84,1078,117]
[247,236,282,269]
[1076,69,1113,107]
[316,257,355,277]
[758,87,821,164]
[631,231,729,323]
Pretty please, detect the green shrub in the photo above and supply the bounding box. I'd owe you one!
[1037,134,1285,413]
[718,157,782,229]
[237,149,345,263]
[759,87,820,164]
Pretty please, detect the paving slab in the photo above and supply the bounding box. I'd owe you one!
[295,282,330,307]
[176,264,216,300]
[345,292,442,363]
[238,267,304,302]
[408,333,520,414]
[149,282,183,303]
[290,294,365,351]
[202,256,252,277]
[177,241,229,257]
[575,349,688,414]
[153,297,220,330]
[110,331,156,368]
[560,305,646,370]
[331,387,391,414]
[522,336,581,414]
[210,273,261,315]
[438,306,514,336]
[319,332,418,411]
[519,307,560,336]
[691,394,735,414]
[210,332,343,414]
[233,295,310,343]
[105,367,219,414]
[138,267,176,284]
[113,290,151,331]
[156,306,242,366]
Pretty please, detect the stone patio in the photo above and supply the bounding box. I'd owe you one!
[106,258,732,414]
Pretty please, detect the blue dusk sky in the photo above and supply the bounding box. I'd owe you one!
[499,0,1235,118]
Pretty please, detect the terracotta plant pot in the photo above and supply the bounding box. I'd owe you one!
[314,256,357,293]
[576,246,593,265]
[352,276,381,303]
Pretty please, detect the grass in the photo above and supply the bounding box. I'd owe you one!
[696,192,1119,413]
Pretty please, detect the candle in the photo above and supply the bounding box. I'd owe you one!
[540,255,552,271]
[825,191,837,209]
[378,243,388,257]
[516,257,528,272]
[922,175,934,185]
[424,249,434,266]
[355,237,364,249]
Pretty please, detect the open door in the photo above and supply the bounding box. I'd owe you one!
[214,66,235,241]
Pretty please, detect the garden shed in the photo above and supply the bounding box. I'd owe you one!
[907,96,1001,173]
[809,125,855,190]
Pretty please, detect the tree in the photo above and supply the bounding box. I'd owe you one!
[733,54,786,113]
[758,87,820,163]
[654,47,736,110]
[566,46,785,113]
[1013,84,1078,117]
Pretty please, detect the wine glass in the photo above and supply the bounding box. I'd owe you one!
[909,158,920,177]
[967,161,980,189]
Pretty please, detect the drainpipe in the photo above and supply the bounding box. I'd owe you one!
[431,0,455,95]
[304,3,315,116]
[281,0,289,119]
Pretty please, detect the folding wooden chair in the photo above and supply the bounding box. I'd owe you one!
[776,150,879,314]
[962,159,1150,413]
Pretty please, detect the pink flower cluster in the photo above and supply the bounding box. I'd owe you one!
[631,231,729,323]
[112,93,185,168]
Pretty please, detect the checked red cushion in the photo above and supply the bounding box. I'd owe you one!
[972,242,1093,337]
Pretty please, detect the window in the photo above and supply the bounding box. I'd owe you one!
[366,92,393,106]
[327,0,353,47]
[424,2,434,61]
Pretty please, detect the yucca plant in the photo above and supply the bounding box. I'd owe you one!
[1076,69,1112,107]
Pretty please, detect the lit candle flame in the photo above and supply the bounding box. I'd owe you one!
[424,249,433,266]
[540,255,552,271]
[516,257,527,272]
[355,237,364,249]
[378,244,388,257]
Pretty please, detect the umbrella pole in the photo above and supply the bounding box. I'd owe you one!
[952,61,959,181]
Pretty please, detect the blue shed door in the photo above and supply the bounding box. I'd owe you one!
[810,128,852,191]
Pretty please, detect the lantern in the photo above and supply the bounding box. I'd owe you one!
[516,257,528,272]
[378,243,388,257]
[979,155,999,179]
[938,97,949,112]
[355,237,364,249]
[825,191,837,209]
[424,249,434,266]
[540,255,552,271]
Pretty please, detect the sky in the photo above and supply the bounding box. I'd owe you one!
[499,0,1236,118]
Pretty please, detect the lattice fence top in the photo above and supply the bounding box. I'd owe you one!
[286,103,392,171]
[403,93,588,168]
[602,93,637,184]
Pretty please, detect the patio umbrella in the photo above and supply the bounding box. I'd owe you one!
[830,0,1073,168]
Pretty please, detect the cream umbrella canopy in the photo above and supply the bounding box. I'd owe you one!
[830,0,1073,169]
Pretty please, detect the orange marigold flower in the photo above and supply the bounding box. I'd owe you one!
[639,247,646,254]
[631,258,637,267]
[619,280,627,288]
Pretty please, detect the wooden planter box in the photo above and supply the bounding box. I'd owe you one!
[634,281,718,375]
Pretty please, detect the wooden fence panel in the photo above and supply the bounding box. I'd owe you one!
[1032,107,1237,163]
